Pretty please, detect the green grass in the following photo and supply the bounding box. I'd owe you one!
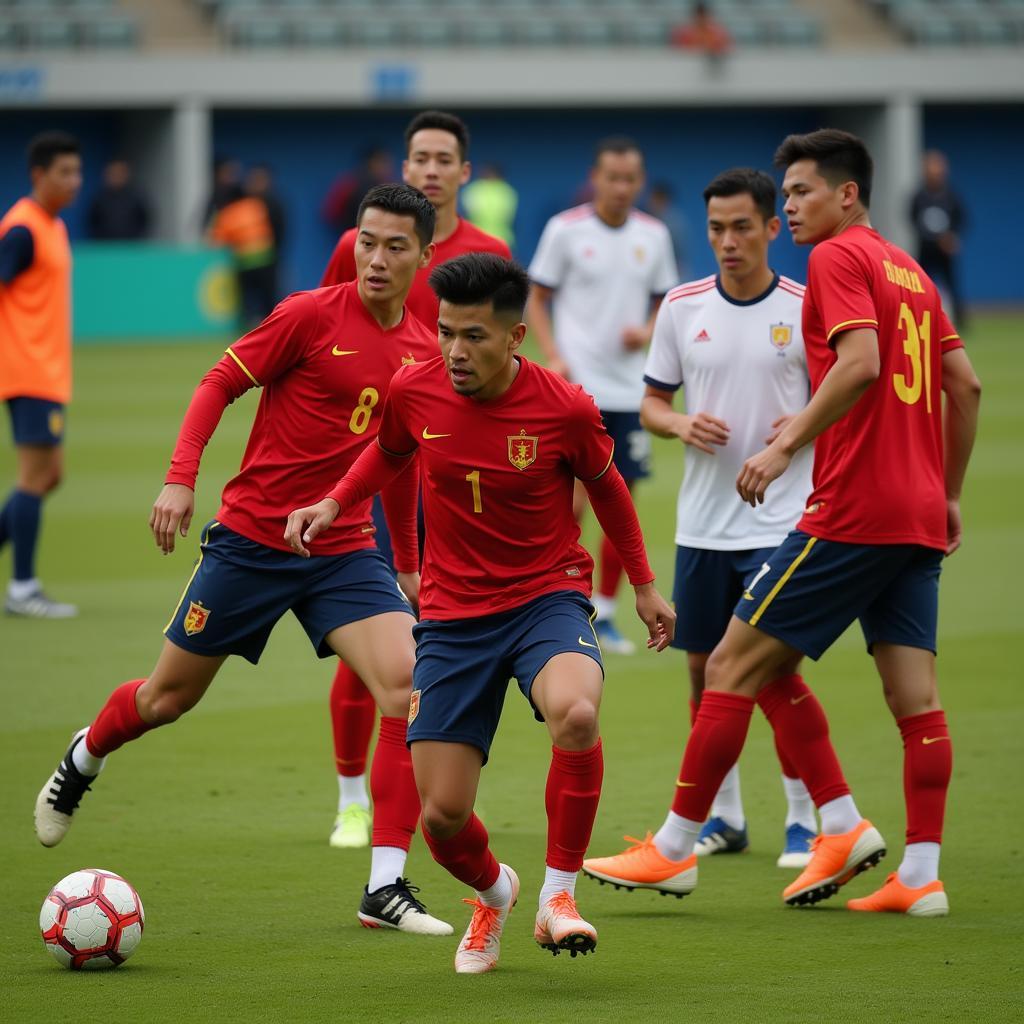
[0,318,1021,1022]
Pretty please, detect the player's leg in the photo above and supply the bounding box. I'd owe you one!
[327,660,375,848]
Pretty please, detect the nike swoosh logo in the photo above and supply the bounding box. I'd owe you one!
[922,736,949,745]
[578,635,598,649]
[422,428,452,440]
[790,693,811,706]
[332,346,358,356]
[675,780,696,788]
[742,591,754,601]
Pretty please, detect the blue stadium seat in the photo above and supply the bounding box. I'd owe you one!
[405,18,457,46]
[0,21,18,49]
[622,16,669,45]
[567,18,616,45]
[349,19,402,46]
[515,19,567,45]
[292,15,346,46]
[459,18,509,45]
[226,15,292,47]
[81,16,140,48]
[20,18,78,48]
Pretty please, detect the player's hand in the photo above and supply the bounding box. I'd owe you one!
[945,498,963,556]
[284,498,340,558]
[676,412,729,455]
[634,582,676,652]
[149,484,195,555]
[546,354,571,379]
[621,325,651,351]
[396,570,420,616]
[736,442,793,507]
[765,414,796,446]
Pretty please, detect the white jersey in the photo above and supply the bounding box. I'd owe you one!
[529,204,678,412]
[644,273,813,551]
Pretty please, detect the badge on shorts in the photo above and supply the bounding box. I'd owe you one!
[770,323,793,350]
[508,429,538,471]
[48,409,64,438]
[408,689,421,725]
[183,600,211,636]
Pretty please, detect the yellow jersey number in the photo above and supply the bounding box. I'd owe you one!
[348,387,380,435]
[892,302,933,414]
[465,470,482,514]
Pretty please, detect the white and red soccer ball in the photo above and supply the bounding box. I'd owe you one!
[39,868,145,970]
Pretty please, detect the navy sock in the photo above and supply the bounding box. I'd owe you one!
[9,490,42,582]
[0,490,13,550]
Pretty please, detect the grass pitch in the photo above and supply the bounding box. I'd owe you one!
[0,317,1021,1022]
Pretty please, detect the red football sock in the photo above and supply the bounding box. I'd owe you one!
[899,710,952,844]
[421,813,500,892]
[597,534,624,599]
[545,740,604,872]
[329,661,376,777]
[671,691,755,821]
[85,680,152,757]
[772,725,800,779]
[368,716,420,851]
[757,674,849,806]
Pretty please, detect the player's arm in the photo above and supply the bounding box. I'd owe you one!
[940,346,981,556]
[736,327,880,506]
[525,282,568,377]
[0,225,33,287]
[622,294,666,352]
[641,384,729,454]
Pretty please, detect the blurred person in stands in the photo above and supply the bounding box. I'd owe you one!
[527,137,678,656]
[201,156,242,231]
[245,163,287,301]
[462,164,518,250]
[322,145,394,236]
[87,158,151,241]
[910,150,966,329]
[646,181,691,281]
[671,2,733,57]
[320,110,511,851]
[208,183,277,330]
[0,131,81,618]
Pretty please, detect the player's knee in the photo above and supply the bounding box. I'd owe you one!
[136,681,200,726]
[549,699,599,749]
[703,648,748,695]
[43,468,63,494]
[421,798,470,840]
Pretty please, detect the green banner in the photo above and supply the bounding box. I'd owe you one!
[73,243,238,341]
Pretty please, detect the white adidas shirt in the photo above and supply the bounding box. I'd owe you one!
[644,273,813,551]
[529,204,678,412]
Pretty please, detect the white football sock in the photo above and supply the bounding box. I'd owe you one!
[338,773,369,811]
[781,774,817,831]
[709,763,745,831]
[818,795,861,835]
[591,593,616,621]
[897,842,940,887]
[653,810,702,862]
[539,867,577,909]
[8,576,40,600]
[477,866,513,909]
[71,731,105,776]
[368,846,407,893]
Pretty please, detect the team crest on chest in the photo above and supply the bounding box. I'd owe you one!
[401,352,416,365]
[770,323,793,351]
[183,600,211,636]
[508,429,539,470]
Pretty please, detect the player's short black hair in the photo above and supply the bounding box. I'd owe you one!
[356,183,436,249]
[27,131,80,172]
[703,167,777,222]
[773,129,873,208]
[429,253,530,321]
[594,135,643,166]
[404,110,470,161]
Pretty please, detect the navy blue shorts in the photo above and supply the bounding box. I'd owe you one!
[408,591,604,762]
[672,545,778,652]
[600,410,650,481]
[735,529,943,660]
[6,397,65,446]
[164,521,412,665]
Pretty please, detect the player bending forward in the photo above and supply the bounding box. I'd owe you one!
[287,253,675,973]
[35,185,452,936]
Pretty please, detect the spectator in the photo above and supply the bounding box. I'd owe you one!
[910,149,967,328]
[201,156,242,232]
[671,2,733,56]
[321,146,394,234]
[244,163,286,299]
[87,158,151,240]
[645,181,690,280]
[461,163,518,249]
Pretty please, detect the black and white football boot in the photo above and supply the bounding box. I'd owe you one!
[34,728,97,847]
[357,877,454,936]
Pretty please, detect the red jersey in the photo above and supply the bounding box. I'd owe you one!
[797,225,963,550]
[373,356,616,620]
[320,217,511,329]
[166,282,436,555]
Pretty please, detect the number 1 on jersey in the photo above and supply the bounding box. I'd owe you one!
[465,470,482,514]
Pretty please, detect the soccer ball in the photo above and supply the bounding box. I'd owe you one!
[39,868,145,970]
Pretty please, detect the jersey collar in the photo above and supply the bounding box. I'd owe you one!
[715,271,779,307]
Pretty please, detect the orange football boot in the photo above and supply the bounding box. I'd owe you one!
[847,873,949,917]
[535,891,598,957]
[582,833,697,897]
[783,819,886,906]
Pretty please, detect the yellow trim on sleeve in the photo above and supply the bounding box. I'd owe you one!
[225,347,260,387]
[939,333,960,343]
[163,522,218,634]
[749,536,817,627]
[825,319,879,344]
[583,444,616,482]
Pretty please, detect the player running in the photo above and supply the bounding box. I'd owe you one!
[286,253,676,972]
[34,184,453,936]
[628,167,819,867]
[527,137,678,654]
[321,111,511,850]
[583,130,980,917]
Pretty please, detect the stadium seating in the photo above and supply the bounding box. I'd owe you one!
[0,0,140,51]
[864,0,1024,45]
